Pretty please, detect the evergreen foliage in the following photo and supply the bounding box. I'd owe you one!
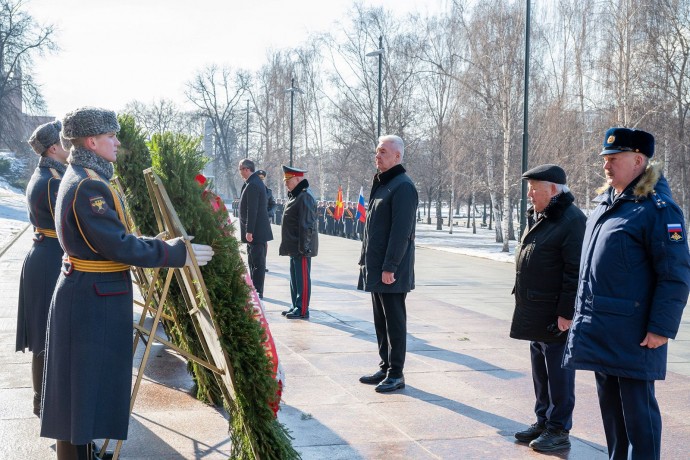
[114,118,299,459]
[114,116,220,405]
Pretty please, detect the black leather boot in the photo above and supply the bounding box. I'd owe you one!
[56,440,91,460]
[31,351,45,417]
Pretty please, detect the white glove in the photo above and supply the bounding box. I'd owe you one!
[186,243,214,266]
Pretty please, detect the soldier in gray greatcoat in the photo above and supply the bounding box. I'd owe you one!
[16,120,70,417]
[40,107,213,459]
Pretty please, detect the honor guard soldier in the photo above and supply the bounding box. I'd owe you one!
[16,120,70,417]
[40,107,214,460]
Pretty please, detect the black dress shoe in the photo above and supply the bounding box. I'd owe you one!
[514,422,545,442]
[359,370,387,385]
[375,376,405,393]
[529,428,571,452]
[281,308,295,316]
[286,310,309,319]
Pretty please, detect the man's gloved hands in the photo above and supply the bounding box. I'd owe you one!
[186,243,214,266]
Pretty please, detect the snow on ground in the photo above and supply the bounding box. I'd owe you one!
[0,178,29,252]
[415,221,515,263]
[0,180,516,263]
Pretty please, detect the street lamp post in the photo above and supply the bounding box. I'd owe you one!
[520,0,531,236]
[366,35,384,139]
[245,99,249,156]
[284,77,303,167]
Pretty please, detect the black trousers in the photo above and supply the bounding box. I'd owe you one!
[595,373,661,460]
[247,242,267,296]
[530,340,575,431]
[372,292,407,378]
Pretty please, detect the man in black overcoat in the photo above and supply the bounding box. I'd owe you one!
[510,164,586,452]
[238,159,273,298]
[358,135,418,393]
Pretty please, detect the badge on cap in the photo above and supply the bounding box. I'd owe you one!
[90,196,108,214]
[668,223,684,242]
[607,135,615,144]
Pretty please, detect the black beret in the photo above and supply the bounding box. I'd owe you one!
[256,169,267,179]
[522,164,567,185]
[601,127,655,158]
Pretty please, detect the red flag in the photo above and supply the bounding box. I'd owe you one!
[334,186,344,220]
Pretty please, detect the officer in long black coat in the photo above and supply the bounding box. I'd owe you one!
[40,107,213,459]
[358,135,418,393]
[16,120,69,417]
[279,165,319,319]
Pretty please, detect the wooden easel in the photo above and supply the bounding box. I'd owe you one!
[101,169,259,459]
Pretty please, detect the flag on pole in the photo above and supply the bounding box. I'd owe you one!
[355,186,366,222]
[334,186,344,220]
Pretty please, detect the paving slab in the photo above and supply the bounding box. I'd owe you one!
[1,221,689,459]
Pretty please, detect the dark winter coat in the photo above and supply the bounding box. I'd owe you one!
[266,186,277,221]
[279,179,318,257]
[238,172,273,244]
[40,147,187,445]
[563,163,690,380]
[510,192,586,342]
[16,157,66,353]
[358,164,418,293]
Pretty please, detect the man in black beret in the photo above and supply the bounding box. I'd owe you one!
[564,128,690,459]
[511,163,586,452]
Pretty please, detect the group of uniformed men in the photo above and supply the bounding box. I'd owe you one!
[234,191,363,239]
[317,201,363,239]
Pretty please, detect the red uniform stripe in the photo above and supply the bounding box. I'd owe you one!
[301,256,309,315]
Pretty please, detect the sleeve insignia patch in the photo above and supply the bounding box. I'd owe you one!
[90,196,108,214]
[668,223,684,242]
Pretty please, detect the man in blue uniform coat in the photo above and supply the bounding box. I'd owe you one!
[40,107,214,459]
[563,127,690,460]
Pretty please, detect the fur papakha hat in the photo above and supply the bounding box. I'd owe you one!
[28,120,62,155]
[61,106,120,139]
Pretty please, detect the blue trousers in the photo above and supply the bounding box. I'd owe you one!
[530,340,575,431]
[595,373,661,460]
[289,256,311,315]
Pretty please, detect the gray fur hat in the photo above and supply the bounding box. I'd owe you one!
[28,120,62,155]
[61,106,120,139]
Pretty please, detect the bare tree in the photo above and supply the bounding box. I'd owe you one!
[643,0,690,219]
[0,0,56,154]
[185,65,249,198]
[323,4,420,196]
[122,98,198,138]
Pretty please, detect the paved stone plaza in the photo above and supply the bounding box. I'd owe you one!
[1,225,689,459]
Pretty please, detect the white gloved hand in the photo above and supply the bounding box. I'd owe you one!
[186,243,214,266]
[155,231,169,240]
